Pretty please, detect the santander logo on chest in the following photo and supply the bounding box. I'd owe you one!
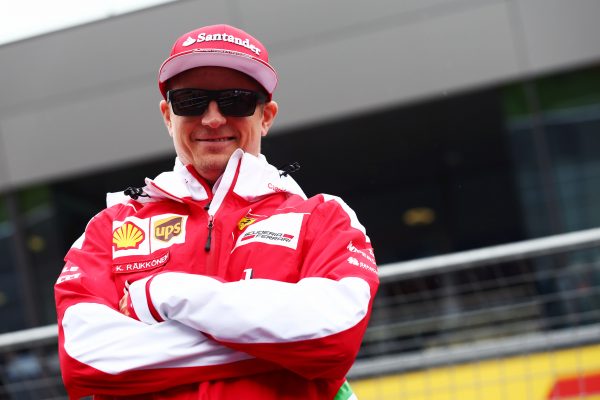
[233,213,305,251]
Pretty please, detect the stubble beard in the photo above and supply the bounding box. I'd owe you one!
[194,151,232,181]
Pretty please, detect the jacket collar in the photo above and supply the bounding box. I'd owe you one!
[107,149,306,208]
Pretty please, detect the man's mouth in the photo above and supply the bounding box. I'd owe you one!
[196,137,235,142]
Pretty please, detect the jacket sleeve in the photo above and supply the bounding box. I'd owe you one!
[55,209,277,399]
[127,195,379,380]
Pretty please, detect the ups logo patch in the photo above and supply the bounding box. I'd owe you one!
[154,216,183,242]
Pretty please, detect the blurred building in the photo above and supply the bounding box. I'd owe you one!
[0,0,599,336]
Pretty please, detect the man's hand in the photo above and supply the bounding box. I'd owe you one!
[119,282,131,316]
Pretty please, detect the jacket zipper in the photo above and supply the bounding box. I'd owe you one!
[205,214,214,252]
[204,201,213,252]
[201,155,243,252]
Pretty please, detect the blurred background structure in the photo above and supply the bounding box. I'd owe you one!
[1,0,600,398]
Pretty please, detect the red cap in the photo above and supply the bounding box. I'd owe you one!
[158,24,277,99]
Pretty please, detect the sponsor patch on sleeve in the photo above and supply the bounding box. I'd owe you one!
[346,241,378,275]
[347,241,377,264]
[56,265,82,284]
[346,256,378,275]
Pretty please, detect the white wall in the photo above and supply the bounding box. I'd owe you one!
[0,0,599,190]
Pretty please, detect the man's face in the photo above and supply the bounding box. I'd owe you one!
[160,67,278,183]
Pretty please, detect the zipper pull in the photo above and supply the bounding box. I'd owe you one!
[204,215,214,252]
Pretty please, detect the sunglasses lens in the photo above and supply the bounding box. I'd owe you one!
[168,89,266,117]
[169,89,209,116]
[217,90,258,117]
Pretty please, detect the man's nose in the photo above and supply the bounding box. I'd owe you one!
[201,101,226,128]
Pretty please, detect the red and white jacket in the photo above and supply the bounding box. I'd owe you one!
[55,149,379,399]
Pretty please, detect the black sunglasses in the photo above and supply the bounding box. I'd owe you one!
[167,88,267,117]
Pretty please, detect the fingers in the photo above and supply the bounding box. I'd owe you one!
[119,281,131,316]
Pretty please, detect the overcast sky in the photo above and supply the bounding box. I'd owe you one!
[0,0,176,45]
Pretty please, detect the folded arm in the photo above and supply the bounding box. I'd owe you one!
[55,210,276,398]
[127,196,380,380]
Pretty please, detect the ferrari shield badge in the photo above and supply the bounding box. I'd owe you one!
[238,216,256,231]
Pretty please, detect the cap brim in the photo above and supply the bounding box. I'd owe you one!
[158,50,277,98]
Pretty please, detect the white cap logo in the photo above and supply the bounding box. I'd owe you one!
[179,32,261,55]
[182,36,196,47]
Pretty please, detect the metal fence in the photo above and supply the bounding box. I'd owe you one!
[2,228,600,399]
[0,325,65,399]
[349,228,600,399]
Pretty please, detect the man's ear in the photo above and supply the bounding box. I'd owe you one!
[261,100,278,137]
[160,100,174,137]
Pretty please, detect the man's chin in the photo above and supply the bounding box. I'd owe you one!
[193,154,231,179]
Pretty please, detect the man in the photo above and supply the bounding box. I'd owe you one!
[55,24,379,399]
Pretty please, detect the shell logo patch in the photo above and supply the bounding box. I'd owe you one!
[154,216,183,242]
[113,222,145,250]
[112,214,187,258]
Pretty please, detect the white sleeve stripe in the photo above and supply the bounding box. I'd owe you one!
[62,303,253,374]
[146,274,371,343]
[71,233,85,250]
[322,194,371,243]
[129,276,159,324]
[70,216,96,249]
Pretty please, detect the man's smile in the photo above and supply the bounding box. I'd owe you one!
[195,137,236,142]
